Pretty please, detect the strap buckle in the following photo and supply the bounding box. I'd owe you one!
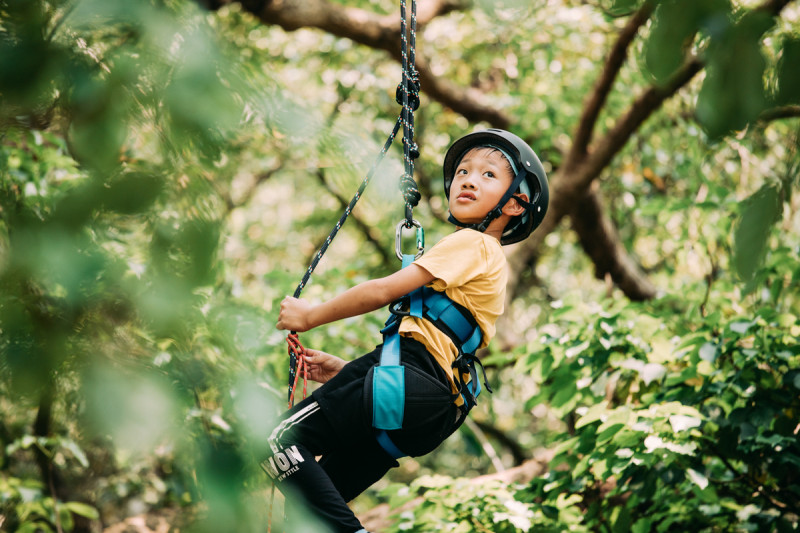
[395,219,424,261]
[388,298,410,318]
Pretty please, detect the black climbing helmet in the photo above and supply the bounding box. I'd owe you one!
[442,128,549,245]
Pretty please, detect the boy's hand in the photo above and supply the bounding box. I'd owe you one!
[301,349,347,383]
[277,296,313,332]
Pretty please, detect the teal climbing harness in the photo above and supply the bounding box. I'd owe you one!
[371,287,492,458]
[370,226,492,460]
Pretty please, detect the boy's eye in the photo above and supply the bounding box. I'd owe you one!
[485,171,495,178]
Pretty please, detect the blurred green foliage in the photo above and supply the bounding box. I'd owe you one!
[1,0,799,531]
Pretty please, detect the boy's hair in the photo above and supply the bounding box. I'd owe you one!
[443,129,549,245]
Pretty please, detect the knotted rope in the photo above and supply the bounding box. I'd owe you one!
[286,0,421,408]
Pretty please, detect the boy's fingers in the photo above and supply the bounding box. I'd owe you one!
[303,355,325,366]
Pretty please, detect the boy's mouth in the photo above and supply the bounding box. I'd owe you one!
[457,192,477,201]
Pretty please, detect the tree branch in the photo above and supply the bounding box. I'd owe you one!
[506,56,703,302]
[758,105,800,123]
[563,56,703,203]
[212,0,511,124]
[414,54,512,127]
[219,163,281,214]
[472,418,527,466]
[569,0,655,159]
[571,184,657,300]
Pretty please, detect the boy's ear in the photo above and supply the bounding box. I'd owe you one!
[502,193,529,216]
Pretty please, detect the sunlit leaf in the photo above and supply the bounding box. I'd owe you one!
[604,0,640,17]
[63,501,100,520]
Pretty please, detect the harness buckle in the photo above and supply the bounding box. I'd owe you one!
[388,297,410,318]
[395,219,424,261]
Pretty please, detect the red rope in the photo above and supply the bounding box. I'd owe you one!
[287,333,308,408]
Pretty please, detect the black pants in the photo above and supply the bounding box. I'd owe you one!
[262,338,465,533]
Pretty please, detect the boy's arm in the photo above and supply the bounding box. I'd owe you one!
[276,263,435,332]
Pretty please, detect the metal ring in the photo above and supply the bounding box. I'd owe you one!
[395,219,424,260]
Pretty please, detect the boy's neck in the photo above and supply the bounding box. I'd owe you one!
[455,225,504,242]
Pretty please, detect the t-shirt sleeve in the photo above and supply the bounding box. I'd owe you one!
[412,230,487,291]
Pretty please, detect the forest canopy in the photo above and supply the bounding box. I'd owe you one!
[1,0,799,531]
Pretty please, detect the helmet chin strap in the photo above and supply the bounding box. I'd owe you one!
[448,168,529,233]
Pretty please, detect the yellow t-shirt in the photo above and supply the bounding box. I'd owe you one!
[398,229,507,392]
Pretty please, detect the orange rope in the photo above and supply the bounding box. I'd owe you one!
[287,333,308,408]
[270,334,308,533]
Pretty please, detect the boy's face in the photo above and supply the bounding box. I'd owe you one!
[448,147,515,225]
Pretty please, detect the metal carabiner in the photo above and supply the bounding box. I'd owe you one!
[395,219,425,261]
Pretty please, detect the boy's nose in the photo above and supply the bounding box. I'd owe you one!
[461,174,477,187]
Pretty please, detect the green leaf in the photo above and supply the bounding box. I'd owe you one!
[64,501,100,520]
[699,342,718,362]
[58,505,75,532]
[552,437,580,457]
[102,171,165,214]
[633,517,654,533]
[575,403,608,429]
[775,37,800,105]
[645,0,730,84]
[17,523,53,533]
[613,506,632,533]
[733,184,782,281]
[551,380,578,409]
[605,0,640,17]
[697,13,771,138]
[596,423,626,444]
[646,0,699,83]
[61,439,89,468]
[729,320,755,334]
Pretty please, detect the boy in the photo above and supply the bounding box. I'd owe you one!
[266,128,549,532]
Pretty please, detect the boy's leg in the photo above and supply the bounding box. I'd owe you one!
[262,397,369,533]
[318,436,399,502]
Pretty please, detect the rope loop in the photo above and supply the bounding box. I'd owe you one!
[395,73,421,111]
[405,139,420,160]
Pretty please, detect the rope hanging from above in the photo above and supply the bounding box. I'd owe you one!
[285,0,421,408]
[398,0,421,225]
